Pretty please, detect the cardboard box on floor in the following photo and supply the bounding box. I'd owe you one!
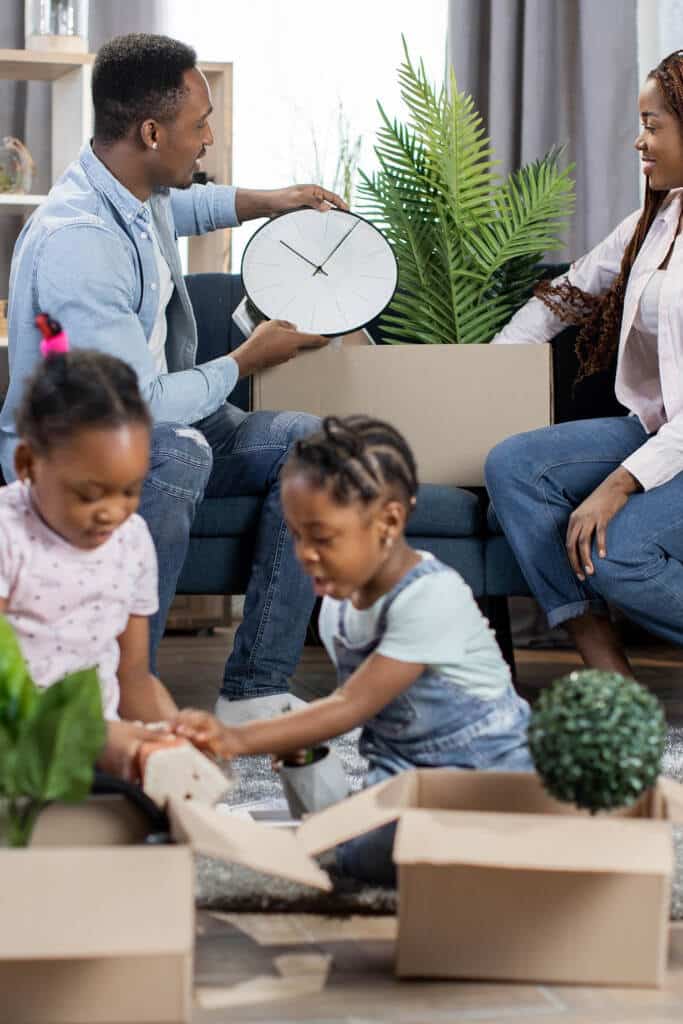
[251,336,553,486]
[0,795,331,1024]
[4,767,683,1021]
[295,769,683,988]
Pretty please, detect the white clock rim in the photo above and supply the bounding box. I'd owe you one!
[240,208,399,338]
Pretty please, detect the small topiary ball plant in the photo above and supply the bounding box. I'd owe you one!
[528,669,667,813]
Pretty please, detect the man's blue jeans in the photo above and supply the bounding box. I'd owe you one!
[485,416,683,644]
[137,404,319,698]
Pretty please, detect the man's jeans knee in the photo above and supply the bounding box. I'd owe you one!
[138,423,213,668]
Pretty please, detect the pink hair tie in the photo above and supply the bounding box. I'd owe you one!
[35,313,69,358]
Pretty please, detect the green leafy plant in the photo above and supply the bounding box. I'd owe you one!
[528,669,667,813]
[0,617,106,846]
[358,38,575,345]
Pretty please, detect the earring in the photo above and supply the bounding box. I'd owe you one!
[152,142,159,151]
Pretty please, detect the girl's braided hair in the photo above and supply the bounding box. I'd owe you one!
[535,49,683,382]
[17,349,151,454]
[283,415,419,508]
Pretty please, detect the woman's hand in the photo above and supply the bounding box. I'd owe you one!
[172,708,247,761]
[566,467,642,580]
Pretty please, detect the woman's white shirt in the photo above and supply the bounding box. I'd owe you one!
[490,190,683,490]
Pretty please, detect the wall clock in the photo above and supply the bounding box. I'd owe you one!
[241,208,398,336]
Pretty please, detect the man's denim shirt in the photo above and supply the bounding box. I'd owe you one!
[1,144,240,480]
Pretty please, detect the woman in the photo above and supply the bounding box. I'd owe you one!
[485,50,683,676]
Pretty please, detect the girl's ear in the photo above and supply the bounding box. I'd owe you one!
[380,498,407,546]
[14,442,36,483]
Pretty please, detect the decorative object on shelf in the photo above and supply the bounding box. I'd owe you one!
[358,37,575,345]
[25,0,89,54]
[0,137,34,194]
[528,669,667,813]
[0,616,105,846]
[241,208,397,336]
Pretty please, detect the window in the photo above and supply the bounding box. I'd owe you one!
[161,0,448,266]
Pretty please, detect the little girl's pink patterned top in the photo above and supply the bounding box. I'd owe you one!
[0,481,158,719]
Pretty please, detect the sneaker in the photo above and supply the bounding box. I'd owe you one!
[214,691,309,724]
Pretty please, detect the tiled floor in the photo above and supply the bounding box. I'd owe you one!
[158,621,683,1023]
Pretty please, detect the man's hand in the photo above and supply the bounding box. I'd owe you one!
[231,319,328,377]
[566,467,642,581]
[235,185,349,221]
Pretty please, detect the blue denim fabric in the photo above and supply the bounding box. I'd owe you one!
[333,556,532,886]
[140,406,320,693]
[1,144,240,479]
[485,416,683,640]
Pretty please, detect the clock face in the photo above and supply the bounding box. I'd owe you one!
[241,208,398,336]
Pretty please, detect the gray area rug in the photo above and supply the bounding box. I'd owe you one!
[196,727,683,919]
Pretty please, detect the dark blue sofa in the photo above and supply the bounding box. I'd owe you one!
[178,273,529,662]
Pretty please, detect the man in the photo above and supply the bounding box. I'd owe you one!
[2,33,346,722]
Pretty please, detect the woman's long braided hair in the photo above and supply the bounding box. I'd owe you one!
[282,415,419,510]
[535,50,683,382]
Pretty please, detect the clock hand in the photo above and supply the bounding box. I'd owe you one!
[315,220,360,274]
[279,240,328,276]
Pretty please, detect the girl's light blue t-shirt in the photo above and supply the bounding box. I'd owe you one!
[318,554,511,699]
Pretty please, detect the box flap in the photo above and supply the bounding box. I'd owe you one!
[168,798,332,891]
[393,810,674,875]
[657,777,683,822]
[297,771,418,856]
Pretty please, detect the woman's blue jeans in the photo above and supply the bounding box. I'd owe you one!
[485,416,683,643]
[137,404,319,698]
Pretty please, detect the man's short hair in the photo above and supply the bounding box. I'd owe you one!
[92,33,197,143]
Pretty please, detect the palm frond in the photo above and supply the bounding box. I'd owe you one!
[357,40,575,344]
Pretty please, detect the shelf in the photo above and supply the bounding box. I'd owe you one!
[0,47,93,81]
[0,194,47,214]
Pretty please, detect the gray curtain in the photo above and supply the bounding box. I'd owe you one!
[448,0,640,260]
[0,0,165,293]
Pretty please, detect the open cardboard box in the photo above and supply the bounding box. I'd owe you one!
[252,338,553,486]
[3,768,683,1022]
[0,794,330,1024]
[296,769,683,987]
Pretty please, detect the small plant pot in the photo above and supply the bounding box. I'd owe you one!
[279,745,350,819]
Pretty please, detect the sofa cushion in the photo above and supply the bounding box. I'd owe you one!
[407,484,481,537]
[190,484,481,541]
[191,496,263,537]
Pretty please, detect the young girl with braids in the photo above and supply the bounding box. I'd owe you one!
[486,49,683,676]
[1,321,176,779]
[175,415,532,884]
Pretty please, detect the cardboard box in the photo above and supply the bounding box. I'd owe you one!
[296,769,683,987]
[252,342,553,486]
[0,795,330,1024]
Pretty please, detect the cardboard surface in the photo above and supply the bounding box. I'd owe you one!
[0,955,192,1024]
[295,770,683,987]
[252,344,553,486]
[395,864,670,987]
[168,797,332,891]
[0,846,194,960]
[393,809,673,875]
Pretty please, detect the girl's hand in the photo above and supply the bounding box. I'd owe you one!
[173,709,246,761]
[566,468,641,580]
[271,748,310,772]
[99,720,174,782]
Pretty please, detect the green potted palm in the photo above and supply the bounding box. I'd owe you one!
[252,41,575,485]
[358,38,574,346]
